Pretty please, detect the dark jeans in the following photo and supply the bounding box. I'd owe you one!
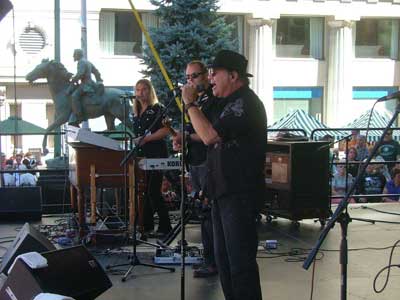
[189,161,207,195]
[212,193,262,300]
[201,209,215,267]
[143,170,171,233]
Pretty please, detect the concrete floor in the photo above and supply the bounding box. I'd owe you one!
[1,203,400,300]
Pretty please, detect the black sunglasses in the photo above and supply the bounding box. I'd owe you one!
[185,71,206,80]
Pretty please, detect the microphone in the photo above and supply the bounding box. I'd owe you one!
[196,84,206,93]
[169,83,206,98]
[168,84,184,97]
[377,91,400,102]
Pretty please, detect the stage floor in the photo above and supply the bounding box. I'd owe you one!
[1,203,400,300]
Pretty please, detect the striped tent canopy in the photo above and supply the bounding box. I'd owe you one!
[344,109,400,141]
[268,109,339,139]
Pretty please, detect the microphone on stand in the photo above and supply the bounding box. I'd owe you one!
[169,83,184,98]
[195,84,206,93]
[169,83,207,98]
[377,91,400,102]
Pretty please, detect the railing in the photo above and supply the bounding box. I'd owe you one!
[267,127,400,204]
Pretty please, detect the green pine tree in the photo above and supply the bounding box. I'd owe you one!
[142,0,237,116]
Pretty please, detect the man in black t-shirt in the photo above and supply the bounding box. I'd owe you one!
[377,129,400,170]
[182,50,267,300]
[173,61,217,278]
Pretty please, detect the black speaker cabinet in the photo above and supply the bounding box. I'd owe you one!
[0,246,112,300]
[264,141,331,221]
[0,223,55,275]
[0,187,42,220]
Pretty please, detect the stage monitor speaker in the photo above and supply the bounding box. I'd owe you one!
[0,223,56,275]
[265,141,331,220]
[0,246,112,300]
[0,187,42,220]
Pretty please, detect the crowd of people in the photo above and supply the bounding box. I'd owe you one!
[329,129,400,203]
[0,152,38,187]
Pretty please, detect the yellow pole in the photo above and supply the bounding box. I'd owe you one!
[128,0,186,118]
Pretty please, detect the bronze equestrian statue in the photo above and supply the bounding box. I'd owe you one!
[67,49,104,123]
[26,58,133,154]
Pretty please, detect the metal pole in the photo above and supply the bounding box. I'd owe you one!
[80,0,89,130]
[12,8,17,149]
[53,0,61,157]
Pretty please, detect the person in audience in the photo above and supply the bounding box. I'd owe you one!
[382,168,400,202]
[357,158,387,203]
[3,159,15,186]
[0,152,6,169]
[376,129,400,170]
[346,147,359,177]
[19,158,37,186]
[355,135,369,161]
[13,153,27,187]
[331,160,354,202]
[339,129,360,151]
[161,176,178,211]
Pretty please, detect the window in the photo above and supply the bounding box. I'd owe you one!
[355,19,399,59]
[275,17,324,59]
[273,87,323,123]
[99,11,158,56]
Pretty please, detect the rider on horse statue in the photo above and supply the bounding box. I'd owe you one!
[67,48,104,123]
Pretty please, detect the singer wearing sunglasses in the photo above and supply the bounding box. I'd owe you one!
[131,79,172,237]
[173,60,217,278]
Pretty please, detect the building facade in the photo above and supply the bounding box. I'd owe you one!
[1,0,400,155]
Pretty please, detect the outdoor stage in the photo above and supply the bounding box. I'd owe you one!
[0,203,399,300]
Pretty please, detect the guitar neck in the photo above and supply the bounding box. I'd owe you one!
[164,124,177,137]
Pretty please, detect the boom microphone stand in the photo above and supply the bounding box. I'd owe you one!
[107,95,177,282]
[303,101,400,300]
[179,93,189,300]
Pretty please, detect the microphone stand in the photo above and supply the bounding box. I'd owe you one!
[107,94,177,282]
[180,95,188,300]
[303,101,400,300]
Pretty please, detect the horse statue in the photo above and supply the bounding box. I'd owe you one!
[25,59,133,154]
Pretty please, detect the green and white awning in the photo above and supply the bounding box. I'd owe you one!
[344,109,400,141]
[268,109,339,139]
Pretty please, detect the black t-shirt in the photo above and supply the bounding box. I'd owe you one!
[206,85,267,200]
[358,172,386,202]
[377,140,400,169]
[186,87,214,166]
[131,103,168,158]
